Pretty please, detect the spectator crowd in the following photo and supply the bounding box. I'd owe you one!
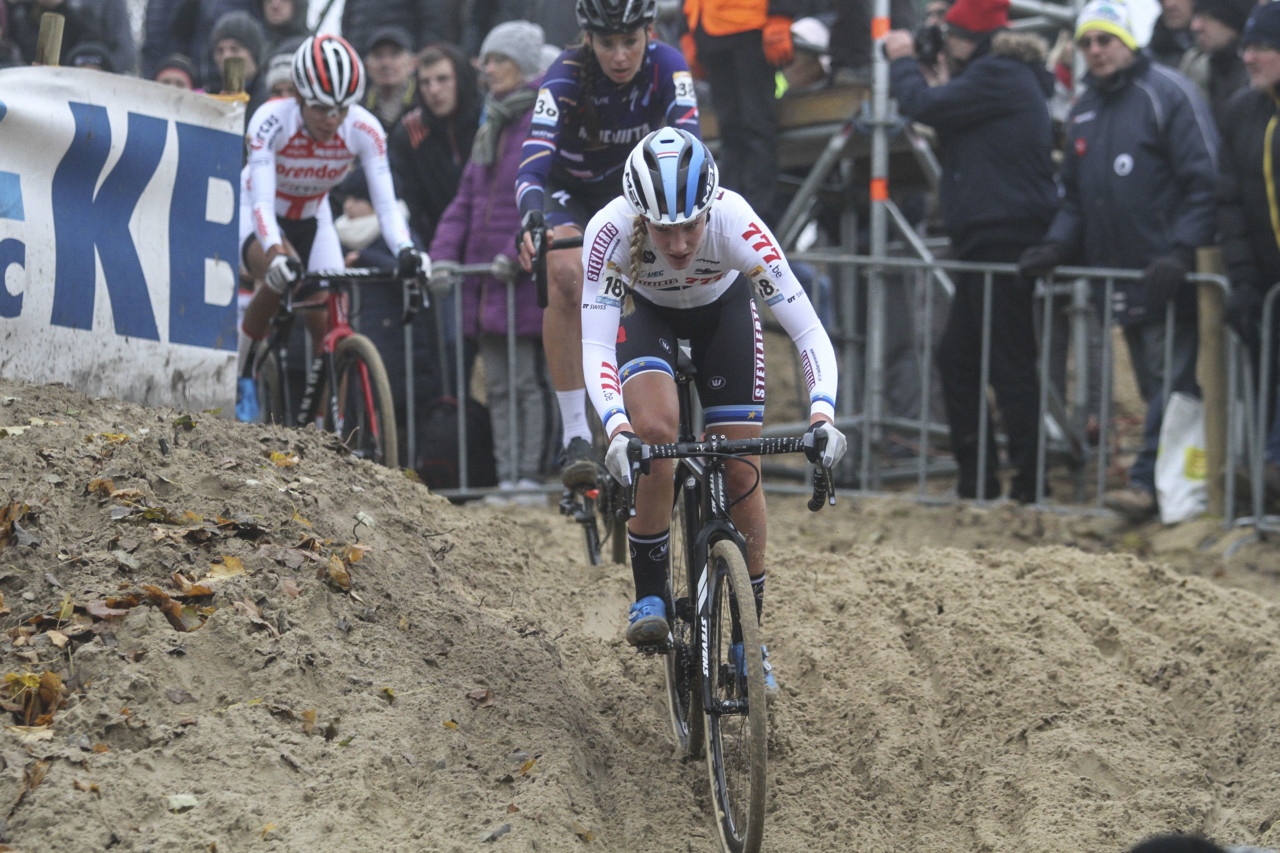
[2,0,1280,520]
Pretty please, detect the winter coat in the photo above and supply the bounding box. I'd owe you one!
[12,0,138,74]
[1178,45,1249,132]
[1218,85,1280,299]
[890,30,1058,257]
[1146,14,1194,69]
[430,84,541,339]
[254,0,308,60]
[1045,52,1219,325]
[341,0,455,54]
[388,46,482,246]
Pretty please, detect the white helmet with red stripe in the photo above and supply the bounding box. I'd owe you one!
[291,34,365,109]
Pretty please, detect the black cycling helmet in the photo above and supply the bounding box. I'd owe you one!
[576,0,657,33]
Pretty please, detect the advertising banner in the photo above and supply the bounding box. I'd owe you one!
[0,67,244,412]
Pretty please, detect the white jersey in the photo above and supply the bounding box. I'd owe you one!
[241,98,411,254]
[581,190,839,437]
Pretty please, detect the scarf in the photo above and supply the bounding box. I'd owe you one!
[470,87,537,166]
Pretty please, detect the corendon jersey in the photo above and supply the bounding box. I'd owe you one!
[242,98,411,254]
[580,191,839,437]
[516,40,700,216]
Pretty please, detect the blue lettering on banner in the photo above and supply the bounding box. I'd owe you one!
[0,169,24,319]
[51,104,165,339]
[0,239,24,319]
[169,122,240,351]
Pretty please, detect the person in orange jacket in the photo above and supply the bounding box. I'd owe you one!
[683,0,799,224]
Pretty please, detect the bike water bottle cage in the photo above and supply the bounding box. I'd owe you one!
[576,0,657,33]
[292,35,365,110]
[624,128,719,226]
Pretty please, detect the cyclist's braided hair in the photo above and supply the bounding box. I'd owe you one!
[575,42,602,147]
[622,215,646,316]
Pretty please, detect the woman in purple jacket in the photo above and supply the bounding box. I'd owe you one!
[429,21,551,504]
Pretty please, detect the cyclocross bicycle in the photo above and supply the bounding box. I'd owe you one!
[617,345,834,853]
[253,267,425,469]
[526,229,629,565]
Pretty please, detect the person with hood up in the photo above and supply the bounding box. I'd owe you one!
[883,0,1058,504]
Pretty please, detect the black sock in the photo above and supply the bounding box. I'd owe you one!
[751,572,765,624]
[629,529,670,602]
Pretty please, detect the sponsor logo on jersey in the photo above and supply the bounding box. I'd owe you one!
[741,221,782,264]
[694,267,717,275]
[353,120,385,155]
[587,221,619,282]
[276,162,349,182]
[752,301,766,402]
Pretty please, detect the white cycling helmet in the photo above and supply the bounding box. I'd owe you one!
[291,34,365,109]
[623,128,719,226]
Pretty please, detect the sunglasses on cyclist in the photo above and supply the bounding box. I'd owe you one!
[1076,32,1116,49]
[302,101,348,119]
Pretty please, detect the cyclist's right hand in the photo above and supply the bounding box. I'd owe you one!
[804,421,847,469]
[516,209,545,273]
[264,254,301,295]
[605,430,639,487]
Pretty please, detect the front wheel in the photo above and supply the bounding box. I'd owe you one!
[256,349,287,427]
[664,469,704,759]
[704,538,767,853]
[332,334,399,467]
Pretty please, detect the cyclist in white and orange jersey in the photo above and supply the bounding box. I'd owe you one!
[239,34,429,353]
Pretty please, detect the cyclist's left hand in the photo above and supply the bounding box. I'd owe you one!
[397,246,431,280]
[804,421,847,469]
[606,431,638,486]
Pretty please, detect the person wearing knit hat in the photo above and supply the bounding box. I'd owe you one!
[1020,0,1217,523]
[210,11,269,125]
[479,20,547,82]
[1179,0,1250,127]
[155,53,199,90]
[944,0,1009,35]
[1241,0,1280,52]
[264,53,295,99]
[66,41,114,73]
[1074,0,1139,51]
[1215,0,1280,509]
[883,0,1059,502]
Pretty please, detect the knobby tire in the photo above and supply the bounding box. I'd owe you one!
[333,334,399,468]
[704,538,767,853]
[257,350,286,427]
[664,469,704,759]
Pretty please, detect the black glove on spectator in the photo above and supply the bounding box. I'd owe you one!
[1225,285,1263,353]
[517,209,545,254]
[1017,242,1069,278]
[1141,250,1191,312]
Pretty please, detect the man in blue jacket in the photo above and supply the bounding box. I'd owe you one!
[1020,0,1218,522]
[885,0,1058,503]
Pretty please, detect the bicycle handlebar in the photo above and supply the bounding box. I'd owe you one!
[625,434,835,514]
[531,233,585,309]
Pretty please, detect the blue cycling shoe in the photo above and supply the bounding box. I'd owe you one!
[626,595,670,646]
[730,642,779,702]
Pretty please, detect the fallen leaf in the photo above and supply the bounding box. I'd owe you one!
[354,511,376,530]
[281,578,301,598]
[381,686,395,704]
[46,630,68,649]
[173,414,197,432]
[85,600,132,619]
[87,478,114,496]
[270,451,299,467]
[73,779,101,795]
[208,557,245,579]
[322,555,351,591]
[573,824,594,843]
[442,719,458,729]
[302,708,316,734]
[5,725,53,742]
[519,757,537,775]
[166,689,196,705]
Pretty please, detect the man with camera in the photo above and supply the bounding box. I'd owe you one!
[883,0,1058,503]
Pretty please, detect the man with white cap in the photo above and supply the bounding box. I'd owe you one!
[1019,0,1218,523]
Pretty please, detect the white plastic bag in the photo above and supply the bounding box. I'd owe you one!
[1155,391,1208,524]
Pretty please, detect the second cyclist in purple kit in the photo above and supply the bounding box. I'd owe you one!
[515,0,701,490]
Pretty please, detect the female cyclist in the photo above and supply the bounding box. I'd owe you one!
[582,128,847,694]
[515,0,700,489]
[239,35,429,356]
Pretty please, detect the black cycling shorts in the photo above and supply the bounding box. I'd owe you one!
[240,216,319,272]
[615,277,766,428]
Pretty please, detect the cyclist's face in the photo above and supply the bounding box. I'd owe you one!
[646,214,707,270]
[298,99,348,141]
[588,27,648,84]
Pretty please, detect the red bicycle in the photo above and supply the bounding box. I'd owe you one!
[252,268,425,468]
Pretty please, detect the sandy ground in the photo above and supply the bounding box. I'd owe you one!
[1,375,1279,853]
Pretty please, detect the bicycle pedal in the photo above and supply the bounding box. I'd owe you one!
[634,637,672,656]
